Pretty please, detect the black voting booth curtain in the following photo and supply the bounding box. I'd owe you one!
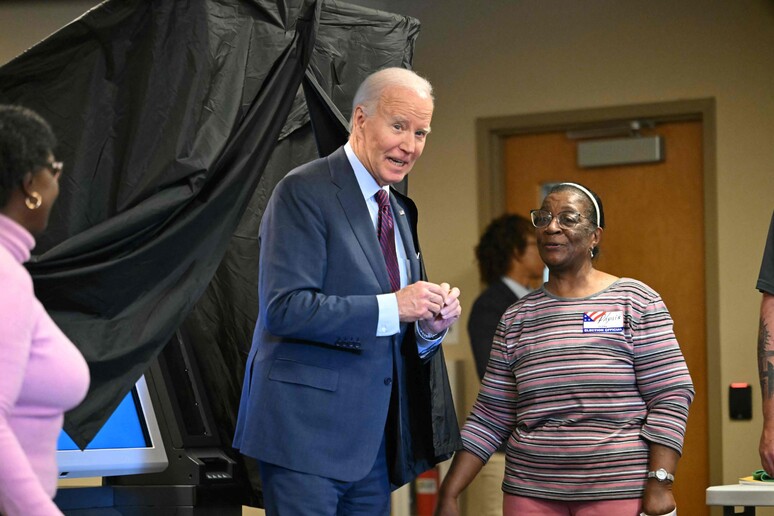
[0,0,420,449]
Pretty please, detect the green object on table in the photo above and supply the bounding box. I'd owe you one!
[752,469,774,481]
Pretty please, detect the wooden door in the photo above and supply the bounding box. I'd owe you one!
[503,120,708,515]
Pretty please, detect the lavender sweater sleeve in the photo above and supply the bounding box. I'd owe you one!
[0,216,89,516]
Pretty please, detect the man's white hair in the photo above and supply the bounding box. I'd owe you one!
[349,67,433,130]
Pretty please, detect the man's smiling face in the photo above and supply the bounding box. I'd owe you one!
[350,85,433,187]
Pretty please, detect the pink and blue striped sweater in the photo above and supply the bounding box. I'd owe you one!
[461,278,694,501]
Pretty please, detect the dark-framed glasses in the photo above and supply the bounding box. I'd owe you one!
[42,161,63,178]
[530,209,591,229]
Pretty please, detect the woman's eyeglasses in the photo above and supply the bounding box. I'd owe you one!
[41,161,63,178]
[530,209,593,229]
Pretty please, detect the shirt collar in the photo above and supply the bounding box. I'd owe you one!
[344,141,388,201]
[501,276,532,299]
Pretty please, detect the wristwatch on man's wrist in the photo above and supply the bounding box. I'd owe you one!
[647,468,675,483]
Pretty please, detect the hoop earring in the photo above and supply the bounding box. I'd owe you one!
[25,192,42,210]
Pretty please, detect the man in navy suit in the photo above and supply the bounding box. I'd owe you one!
[233,67,462,515]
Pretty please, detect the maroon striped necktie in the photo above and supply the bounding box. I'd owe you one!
[375,189,401,292]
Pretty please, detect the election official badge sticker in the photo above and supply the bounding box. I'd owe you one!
[582,311,624,333]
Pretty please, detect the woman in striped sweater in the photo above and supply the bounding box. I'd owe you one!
[436,183,694,516]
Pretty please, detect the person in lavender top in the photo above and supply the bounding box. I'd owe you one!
[0,105,90,516]
[437,183,694,516]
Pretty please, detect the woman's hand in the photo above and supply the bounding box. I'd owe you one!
[433,494,460,516]
[641,480,676,515]
[432,450,485,516]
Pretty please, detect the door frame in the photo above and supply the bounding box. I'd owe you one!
[475,98,721,486]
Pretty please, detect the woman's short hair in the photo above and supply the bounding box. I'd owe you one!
[547,182,605,258]
[349,67,433,129]
[475,213,534,285]
[0,105,57,208]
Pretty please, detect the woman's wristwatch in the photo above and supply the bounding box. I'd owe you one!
[647,468,675,483]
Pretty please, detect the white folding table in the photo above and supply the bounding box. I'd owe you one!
[706,484,774,515]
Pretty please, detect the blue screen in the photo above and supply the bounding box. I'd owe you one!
[57,390,149,450]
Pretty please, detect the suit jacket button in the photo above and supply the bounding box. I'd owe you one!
[384,377,392,385]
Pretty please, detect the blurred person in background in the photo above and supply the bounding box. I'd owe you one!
[756,211,774,475]
[469,213,545,380]
[465,213,545,515]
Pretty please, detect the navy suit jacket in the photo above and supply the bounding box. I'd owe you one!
[233,147,461,488]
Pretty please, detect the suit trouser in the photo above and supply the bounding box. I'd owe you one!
[258,434,390,516]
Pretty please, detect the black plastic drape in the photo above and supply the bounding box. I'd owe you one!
[0,0,420,449]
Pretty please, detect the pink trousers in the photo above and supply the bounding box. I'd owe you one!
[503,494,642,516]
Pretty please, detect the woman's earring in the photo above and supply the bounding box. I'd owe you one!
[25,192,42,210]
[589,248,594,258]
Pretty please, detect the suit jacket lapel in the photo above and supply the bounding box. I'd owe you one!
[390,189,421,284]
[327,148,393,293]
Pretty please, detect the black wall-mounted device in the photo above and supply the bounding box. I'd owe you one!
[729,383,753,420]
